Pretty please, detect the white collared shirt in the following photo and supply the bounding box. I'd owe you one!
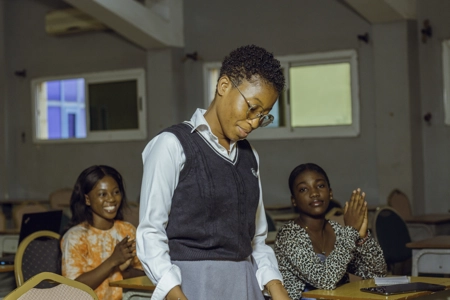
[136,108,283,300]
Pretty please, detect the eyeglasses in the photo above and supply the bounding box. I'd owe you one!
[230,79,274,128]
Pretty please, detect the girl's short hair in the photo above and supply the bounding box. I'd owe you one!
[288,163,331,196]
[68,165,127,228]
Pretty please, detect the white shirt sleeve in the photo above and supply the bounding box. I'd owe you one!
[251,148,284,289]
[136,132,184,300]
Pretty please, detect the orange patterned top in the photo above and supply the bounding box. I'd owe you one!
[61,220,143,300]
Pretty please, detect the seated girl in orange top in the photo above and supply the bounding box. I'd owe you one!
[61,165,145,300]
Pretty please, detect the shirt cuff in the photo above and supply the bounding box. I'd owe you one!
[255,265,284,291]
[150,264,182,300]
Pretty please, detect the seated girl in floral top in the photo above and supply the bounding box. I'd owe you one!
[61,165,145,300]
[275,163,387,300]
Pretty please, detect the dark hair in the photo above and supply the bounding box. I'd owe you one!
[219,45,285,95]
[67,165,127,229]
[288,163,331,196]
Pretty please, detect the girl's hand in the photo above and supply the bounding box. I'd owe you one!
[166,286,188,300]
[359,205,368,238]
[343,188,366,231]
[266,280,290,300]
[110,236,136,268]
[119,258,132,272]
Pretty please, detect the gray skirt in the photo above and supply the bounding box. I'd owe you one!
[173,256,266,300]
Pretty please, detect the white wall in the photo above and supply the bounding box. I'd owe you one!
[1,0,184,202]
[2,0,449,214]
[417,0,450,213]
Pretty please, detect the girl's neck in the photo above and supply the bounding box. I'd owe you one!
[296,215,326,232]
[90,217,115,231]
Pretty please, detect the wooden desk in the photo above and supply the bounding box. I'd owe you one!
[406,236,450,276]
[405,214,450,235]
[0,265,14,273]
[302,276,450,300]
[110,276,154,300]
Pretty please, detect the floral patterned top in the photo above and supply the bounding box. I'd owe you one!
[61,220,143,300]
[275,220,387,300]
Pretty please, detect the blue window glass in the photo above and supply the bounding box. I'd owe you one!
[63,79,78,102]
[47,81,61,101]
[48,107,61,139]
[68,113,76,138]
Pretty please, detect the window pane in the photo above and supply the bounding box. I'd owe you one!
[88,80,138,131]
[36,78,86,140]
[47,81,61,101]
[290,62,352,127]
[48,106,61,139]
[63,79,78,102]
[68,113,76,138]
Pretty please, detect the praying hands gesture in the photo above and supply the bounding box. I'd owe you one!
[344,188,368,238]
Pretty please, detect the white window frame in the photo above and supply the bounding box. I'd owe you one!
[31,68,147,143]
[442,39,450,125]
[203,49,360,139]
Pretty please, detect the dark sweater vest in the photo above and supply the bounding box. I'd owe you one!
[164,122,259,261]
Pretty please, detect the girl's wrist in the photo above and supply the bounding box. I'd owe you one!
[356,232,370,246]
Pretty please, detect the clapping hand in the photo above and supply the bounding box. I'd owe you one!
[344,188,368,237]
[111,236,136,271]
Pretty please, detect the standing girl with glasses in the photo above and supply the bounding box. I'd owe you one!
[136,45,290,300]
[61,165,145,300]
[275,163,387,300]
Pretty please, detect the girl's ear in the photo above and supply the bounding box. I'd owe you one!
[291,195,297,207]
[216,76,231,97]
[330,189,333,200]
[85,194,91,206]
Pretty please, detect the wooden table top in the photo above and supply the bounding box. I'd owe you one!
[406,235,450,249]
[0,199,48,204]
[404,214,450,224]
[109,276,155,291]
[0,265,14,273]
[264,204,292,211]
[302,276,450,300]
[0,229,20,235]
[270,213,299,222]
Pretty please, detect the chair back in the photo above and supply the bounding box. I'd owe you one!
[49,188,72,209]
[123,201,140,228]
[372,206,412,267]
[13,202,48,230]
[4,272,99,300]
[387,189,412,220]
[14,230,61,287]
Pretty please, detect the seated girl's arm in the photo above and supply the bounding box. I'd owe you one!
[122,267,146,279]
[347,232,388,278]
[77,236,136,289]
[62,231,136,291]
[275,223,359,290]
